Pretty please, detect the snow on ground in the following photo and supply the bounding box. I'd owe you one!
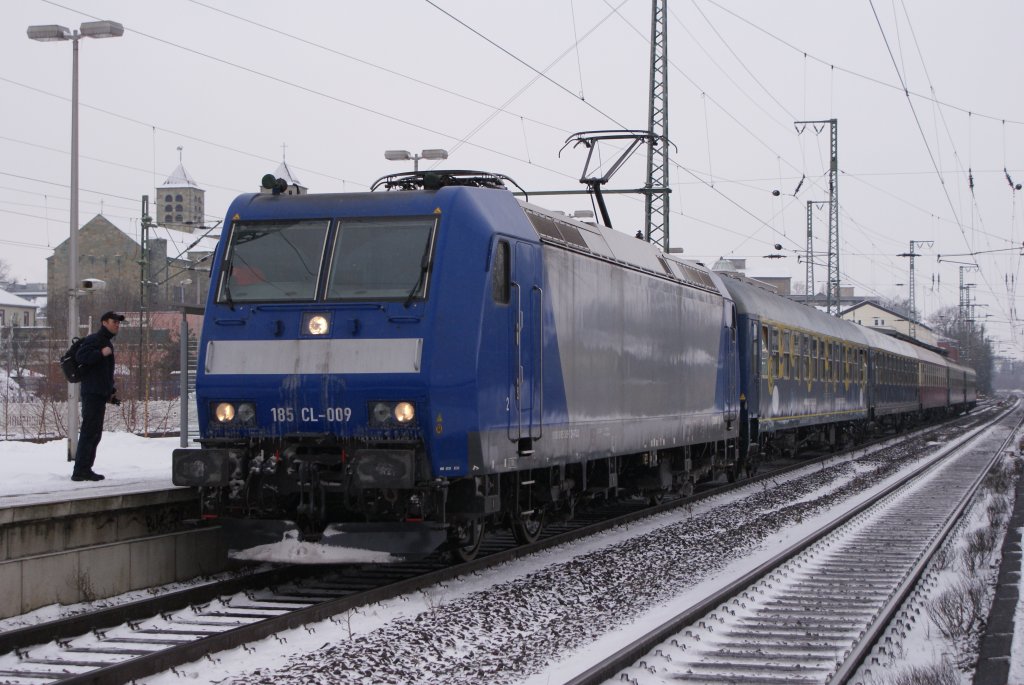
[0,432,177,503]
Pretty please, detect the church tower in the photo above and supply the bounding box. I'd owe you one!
[158,147,205,232]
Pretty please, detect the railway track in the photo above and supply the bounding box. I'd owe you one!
[0,406,999,684]
[568,400,1020,685]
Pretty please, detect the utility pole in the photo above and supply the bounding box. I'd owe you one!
[643,0,670,252]
[897,239,933,339]
[796,119,839,315]
[139,195,151,426]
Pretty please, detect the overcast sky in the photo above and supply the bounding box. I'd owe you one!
[2,1,1022,354]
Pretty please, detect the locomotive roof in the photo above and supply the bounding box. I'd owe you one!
[518,201,728,297]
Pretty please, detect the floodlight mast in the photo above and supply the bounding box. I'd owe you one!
[27,19,123,460]
[384,148,449,172]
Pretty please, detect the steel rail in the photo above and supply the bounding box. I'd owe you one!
[833,404,1024,682]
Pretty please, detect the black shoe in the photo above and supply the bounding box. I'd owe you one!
[71,471,105,482]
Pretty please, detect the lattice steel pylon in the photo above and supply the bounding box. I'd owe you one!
[806,201,815,298]
[805,200,827,301]
[644,0,670,252]
[898,239,933,339]
[796,119,839,314]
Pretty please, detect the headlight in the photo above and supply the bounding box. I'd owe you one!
[236,402,256,423]
[369,401,417,426]
[372,402,392,424]
[214,402,235,422]
[394,401,415,423]
[305,313,330,335]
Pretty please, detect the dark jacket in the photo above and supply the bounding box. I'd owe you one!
[75,327,116,397]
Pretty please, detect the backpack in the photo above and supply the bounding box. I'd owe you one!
[59,337,85,383]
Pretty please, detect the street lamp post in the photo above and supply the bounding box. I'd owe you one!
[384,148,449,172]
[28,20,123,460]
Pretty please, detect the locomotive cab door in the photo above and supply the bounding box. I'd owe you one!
[508,241,542,454]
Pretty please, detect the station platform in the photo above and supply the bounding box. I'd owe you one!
[0,453,225,620]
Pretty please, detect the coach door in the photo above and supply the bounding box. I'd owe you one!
[725,303,738,424]
[508,241,542,454]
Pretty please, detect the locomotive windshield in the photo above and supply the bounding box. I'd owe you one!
[326,217,436,301]
[218,219,329,303]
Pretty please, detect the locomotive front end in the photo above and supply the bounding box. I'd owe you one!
[173,193,453,557]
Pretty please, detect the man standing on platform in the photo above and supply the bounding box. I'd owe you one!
[71,310,125,482]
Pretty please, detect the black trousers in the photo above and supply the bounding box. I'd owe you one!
[74,393,107,475]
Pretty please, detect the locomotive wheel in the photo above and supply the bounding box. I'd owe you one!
[448,520,485,563]
[648,490,667,505]
[511,510,544,545]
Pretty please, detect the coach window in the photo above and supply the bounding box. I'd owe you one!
[782,330,791,378]
[492,240,510,304]
[790,331,797,379]
[803,335,811,381]
[218,218,330,303]
[328,216,437,301]
[792,333,800,381]
[818,338,825,380]
[812,338,820,381]
[792,334,798,377]
[760,325,769,378]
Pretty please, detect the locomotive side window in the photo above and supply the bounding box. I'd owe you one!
[218,219,329,303]
[327,217,436,301]
[492,240,510,304]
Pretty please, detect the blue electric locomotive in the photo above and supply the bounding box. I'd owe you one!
[173,171,743,559]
